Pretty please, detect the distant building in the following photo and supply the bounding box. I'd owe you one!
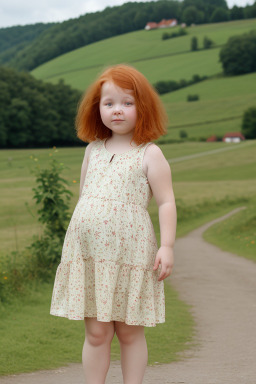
[145,19,178,30]
[145,22,158,30]
[206,135,218,142]
[222,132,245,143]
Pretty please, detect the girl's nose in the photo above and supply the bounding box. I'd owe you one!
[113,105,123,114]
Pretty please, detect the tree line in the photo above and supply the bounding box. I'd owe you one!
[0,67,82,148]
[0,0,255,72]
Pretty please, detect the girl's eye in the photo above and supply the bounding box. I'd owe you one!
[125,102,132,106]
[106,103,112,106]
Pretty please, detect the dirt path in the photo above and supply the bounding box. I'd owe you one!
[1,206,256,384]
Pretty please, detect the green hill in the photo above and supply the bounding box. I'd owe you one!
[32,19,256,140]
[32,19,256,89]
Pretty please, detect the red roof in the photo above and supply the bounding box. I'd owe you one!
[145,22,158,29]
[158,19,177,27]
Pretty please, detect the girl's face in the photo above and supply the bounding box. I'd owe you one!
[99,81,137,135]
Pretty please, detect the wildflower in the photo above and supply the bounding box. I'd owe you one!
[49,153,52,157]
[251,241,255,244]
[34,158,38,162]
[3,276,8,280]
[30,155,33,159]
[53,146,56,149]
[73,180,77,183]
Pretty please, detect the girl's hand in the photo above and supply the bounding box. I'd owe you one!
[153,246,174,281]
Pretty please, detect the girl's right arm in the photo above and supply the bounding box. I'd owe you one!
[79,142,95,198]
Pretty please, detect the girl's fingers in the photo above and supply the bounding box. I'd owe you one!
[158,266,173,281]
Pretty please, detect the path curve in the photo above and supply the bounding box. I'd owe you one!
[1,206,256,384]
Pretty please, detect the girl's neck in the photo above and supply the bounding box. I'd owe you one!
[106,132,137,148]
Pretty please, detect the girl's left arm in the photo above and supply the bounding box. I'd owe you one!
[146,145,177,281]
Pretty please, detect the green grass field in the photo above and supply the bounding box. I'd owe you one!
[32,18,256,88]
[31,19,256,140]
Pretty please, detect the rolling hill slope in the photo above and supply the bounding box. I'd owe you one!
[32,19,256,140]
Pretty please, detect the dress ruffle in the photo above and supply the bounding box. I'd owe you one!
[50,257,165,327]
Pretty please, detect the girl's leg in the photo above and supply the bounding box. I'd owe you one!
[82,317,115,384]
[114,321,148,384]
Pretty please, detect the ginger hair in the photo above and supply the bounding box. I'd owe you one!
[75,64,168,145]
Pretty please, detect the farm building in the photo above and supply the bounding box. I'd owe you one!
[145,19,178,30]
[222,132,245,143]
[206,135,218,142]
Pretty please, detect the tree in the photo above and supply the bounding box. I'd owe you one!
[219,30,256,76]
[203,36,214,49]
[241,107,256,139]
[191,36,198,51]
[230,6,244,20]
[210,7,229,22]
[182,6,205,25]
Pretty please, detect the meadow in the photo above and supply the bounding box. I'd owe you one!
[32,19,256,140]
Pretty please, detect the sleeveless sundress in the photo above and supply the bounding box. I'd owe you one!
[50,138,165,327]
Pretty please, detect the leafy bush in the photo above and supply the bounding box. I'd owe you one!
[162,28,188,40]
[179,130,188,138]
[191,36,198,51]
[219,30,256,76]
[154,74,207,95]
[241,106,256,139]
[203,36,214,49]
[187,94,199,102]
[0,151,73,302]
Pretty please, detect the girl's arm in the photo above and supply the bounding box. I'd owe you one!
[79,142,94,199]
[145,144,177,281]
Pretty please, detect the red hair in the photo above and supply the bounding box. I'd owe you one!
[75,64,168,145]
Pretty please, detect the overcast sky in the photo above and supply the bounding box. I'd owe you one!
[0,0,254,29]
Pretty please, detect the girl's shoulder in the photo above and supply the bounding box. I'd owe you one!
[143,142,168,167]
[84,139,102,164]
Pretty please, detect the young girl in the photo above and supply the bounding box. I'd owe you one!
[50,64,177,384]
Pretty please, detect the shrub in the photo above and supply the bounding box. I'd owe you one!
[179,130,188,138]
[187,94,199,102]
[191,36,198,51]
[241,106,256,139]
[154,74,207,95]
[219,30,256,76]
[203,36,214,49]
[162,28,188,40]
[0,151,74,302]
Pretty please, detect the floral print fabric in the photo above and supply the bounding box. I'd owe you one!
[50,138,165,327]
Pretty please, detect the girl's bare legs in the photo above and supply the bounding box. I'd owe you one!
[82,317,115,384]
[115,321,148,384]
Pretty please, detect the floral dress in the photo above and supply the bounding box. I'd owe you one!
[50,138,165,327]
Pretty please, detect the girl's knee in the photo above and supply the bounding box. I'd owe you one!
[115,321,144,345]
[84,317,115,346]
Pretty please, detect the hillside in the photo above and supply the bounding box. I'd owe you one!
[32,19,256,88]
[2,0,255,72]
[0,22,55,67]
[32,19,256,141]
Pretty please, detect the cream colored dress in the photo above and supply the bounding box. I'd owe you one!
[50,138,165,327]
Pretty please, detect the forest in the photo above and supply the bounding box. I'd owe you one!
[0,0,255,71]
[0,67,81,148]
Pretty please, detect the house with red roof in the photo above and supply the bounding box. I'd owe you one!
[222,132,245,143]
[145,19,178,30]
[145,22,158,30]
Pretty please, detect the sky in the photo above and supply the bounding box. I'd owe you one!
[0,0,255,29]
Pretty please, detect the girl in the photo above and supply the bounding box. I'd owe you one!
[50,64,177,384]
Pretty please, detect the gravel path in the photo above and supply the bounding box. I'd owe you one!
[1,206,255,384]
